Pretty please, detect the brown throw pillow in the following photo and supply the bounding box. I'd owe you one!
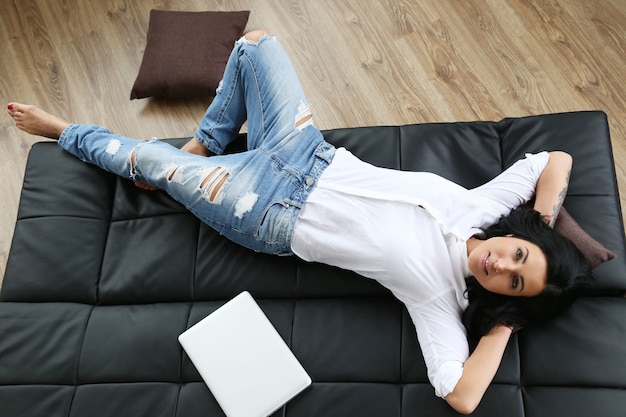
[130,10,250,99]
[554,206,616,269]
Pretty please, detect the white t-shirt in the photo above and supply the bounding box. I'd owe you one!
[291,149,549,398]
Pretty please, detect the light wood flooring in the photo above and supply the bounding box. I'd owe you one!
[1,0,626,287]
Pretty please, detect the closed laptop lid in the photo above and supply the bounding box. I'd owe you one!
[178,291,311,417]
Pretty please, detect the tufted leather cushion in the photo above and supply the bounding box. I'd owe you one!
[1,111,625,417]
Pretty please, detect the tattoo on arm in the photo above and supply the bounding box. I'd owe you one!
[549,169,570,227]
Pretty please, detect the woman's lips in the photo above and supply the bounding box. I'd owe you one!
[483,253,490,276]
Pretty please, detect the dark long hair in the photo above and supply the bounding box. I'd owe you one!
[463,208,593,343]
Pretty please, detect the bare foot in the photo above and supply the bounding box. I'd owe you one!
[7,103,70,139]
[134,181,158,191]
[181,137,213,157]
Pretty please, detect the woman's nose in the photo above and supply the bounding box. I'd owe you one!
[494,258,513,274]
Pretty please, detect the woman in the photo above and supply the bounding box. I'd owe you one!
[7,30,591,414]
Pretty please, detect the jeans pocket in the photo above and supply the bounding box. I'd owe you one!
[255,200,297,255]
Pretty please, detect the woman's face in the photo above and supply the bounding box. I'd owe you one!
[467,236,548,297]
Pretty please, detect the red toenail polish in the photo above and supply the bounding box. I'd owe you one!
[7,104,13,110]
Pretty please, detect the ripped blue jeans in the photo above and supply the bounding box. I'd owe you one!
[58,35,335,255]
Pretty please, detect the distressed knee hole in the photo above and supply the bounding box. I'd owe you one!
[160,163,184,184]
[200,167,229,203]
[242,30,273,44]
[106,139,122,156]
[168,166,179,181]
[295,102,314,131]
[129,147,138,178]
[296,114,313,128]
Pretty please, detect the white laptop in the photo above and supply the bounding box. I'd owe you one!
[178,291,311,417]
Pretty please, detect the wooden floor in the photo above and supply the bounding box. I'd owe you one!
[1,0,626,287]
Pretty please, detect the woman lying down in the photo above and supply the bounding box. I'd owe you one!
[7,30,592,415]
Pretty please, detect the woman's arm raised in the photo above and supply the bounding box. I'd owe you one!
[444,324,513,414]
[533,151,573,227]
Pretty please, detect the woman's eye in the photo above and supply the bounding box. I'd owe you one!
[512,276,519,288]
[516,248,523,260]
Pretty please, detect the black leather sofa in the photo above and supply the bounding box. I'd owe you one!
[2,111,625,417]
